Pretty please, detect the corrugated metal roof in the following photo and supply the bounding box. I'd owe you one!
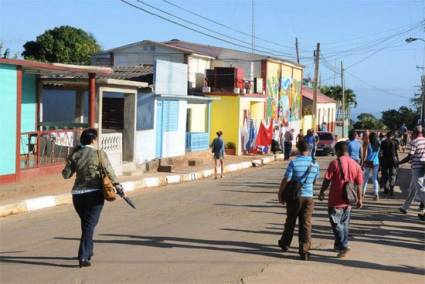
[302,86,336,104]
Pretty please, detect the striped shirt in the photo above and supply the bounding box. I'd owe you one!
[284,155,320,198]
[409,137,425,169]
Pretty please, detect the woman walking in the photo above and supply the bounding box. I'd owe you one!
[62,128,122,267]
[362,132,381,200]
[211,131,225,179]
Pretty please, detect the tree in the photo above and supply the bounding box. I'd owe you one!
[381,106,419,130]
[320,85,358,111]
[0,42,18,59]
[22,26,101,65]
[353,113,385,130]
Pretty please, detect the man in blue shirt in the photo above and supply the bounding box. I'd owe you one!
[347,130,362,164]
[277,140,320,260]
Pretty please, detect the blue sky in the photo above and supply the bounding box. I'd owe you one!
[1,0,424,119]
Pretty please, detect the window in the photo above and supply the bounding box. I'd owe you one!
[137,93,155,130]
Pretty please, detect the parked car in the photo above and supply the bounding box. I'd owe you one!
[316,131,337,156]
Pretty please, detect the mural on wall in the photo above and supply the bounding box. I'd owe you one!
[266,76,279,119]
[278,77,302,123]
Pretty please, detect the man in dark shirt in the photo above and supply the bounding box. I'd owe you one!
[380,131,399,195]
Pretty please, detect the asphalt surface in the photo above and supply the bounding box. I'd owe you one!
[1,156,424,284]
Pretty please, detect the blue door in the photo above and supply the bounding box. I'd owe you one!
[155,100,163,158]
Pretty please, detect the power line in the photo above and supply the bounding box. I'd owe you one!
[131,0,296,58]
[346,70,412,100]
[161,0,301,52]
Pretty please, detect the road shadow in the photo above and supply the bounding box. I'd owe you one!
[0,255,78,268]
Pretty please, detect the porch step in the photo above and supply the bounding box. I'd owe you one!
[122,162,137,176]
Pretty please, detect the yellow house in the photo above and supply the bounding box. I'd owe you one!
[208,93,265,155]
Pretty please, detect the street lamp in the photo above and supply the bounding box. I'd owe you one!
[406,37,425,126]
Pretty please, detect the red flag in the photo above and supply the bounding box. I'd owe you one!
[267,120,274,141]
[255,121,272,147]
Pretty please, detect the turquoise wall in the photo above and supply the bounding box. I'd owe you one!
[20,74,37,155]
[0,64,17,176]
[21,74,36,132]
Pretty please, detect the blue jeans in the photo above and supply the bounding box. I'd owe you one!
[73,190,104,260]
[362,165,379,196]
[328,207,351,250]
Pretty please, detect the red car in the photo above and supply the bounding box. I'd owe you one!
[316,131,337,156]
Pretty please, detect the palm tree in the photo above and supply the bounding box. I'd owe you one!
[320,85,357,111]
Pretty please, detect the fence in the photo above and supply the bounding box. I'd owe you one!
[100,132,123,174]
[20,129,82,169]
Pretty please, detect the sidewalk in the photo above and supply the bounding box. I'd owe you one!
[0,153,285,218]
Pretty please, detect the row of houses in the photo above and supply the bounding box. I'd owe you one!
[0,39,336,183]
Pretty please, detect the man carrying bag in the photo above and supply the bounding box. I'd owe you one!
[319,142,363,258]
[278,140,320,261]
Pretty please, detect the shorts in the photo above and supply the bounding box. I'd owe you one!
[214,153,224,160]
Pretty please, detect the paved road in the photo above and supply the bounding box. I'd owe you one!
[1,156,424,283]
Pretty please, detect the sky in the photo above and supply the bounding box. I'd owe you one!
[1,0,424,119]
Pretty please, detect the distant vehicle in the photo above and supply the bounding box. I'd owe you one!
[316,131,337,156]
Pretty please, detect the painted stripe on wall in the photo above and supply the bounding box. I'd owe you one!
[0,64,17,175]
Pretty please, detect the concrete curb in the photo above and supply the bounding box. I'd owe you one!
[0,155,285,218]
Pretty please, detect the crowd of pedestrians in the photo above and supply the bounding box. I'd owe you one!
[277,124,425,261]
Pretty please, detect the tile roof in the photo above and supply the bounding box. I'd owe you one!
[302,86,336,104]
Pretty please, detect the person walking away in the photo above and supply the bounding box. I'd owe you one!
[271,125,281,154]
[362,132,381,200]
[380,131,399,196]
[398,125,425,214]
[347,130,362,164]
[279,123,286,152]
[400,123,408,152]
[361,129,370,165]
[211,131,225,179]
[62,128,124,268]
[319,142,363,258]
[303,129,316,160]
[296,129,304,144]
[277,140,320,260]
[284,128,294,160]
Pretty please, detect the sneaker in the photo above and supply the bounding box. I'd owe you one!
[337,249,348,258]
[79,259,91,268]
[300,252,311,261]
[399,208,407,214]
[418,213,425,221]
[373,195,379,201]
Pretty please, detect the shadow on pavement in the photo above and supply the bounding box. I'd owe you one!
[0,255,78,268]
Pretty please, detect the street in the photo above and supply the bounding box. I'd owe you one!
[0,156,424,284]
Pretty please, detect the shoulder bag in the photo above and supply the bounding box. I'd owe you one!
[97,150,116,202]
[281,163,314,203]
[338,158,358,206]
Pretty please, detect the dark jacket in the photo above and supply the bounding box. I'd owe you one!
[62,146,118,191]
[380,139,399,167]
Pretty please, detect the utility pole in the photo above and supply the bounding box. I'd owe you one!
[295,37,300,64]
[312,43,320,131]
[251,0,255,54]
[421,74,425,127]
[341,61,345,137]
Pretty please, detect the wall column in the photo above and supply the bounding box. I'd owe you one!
[16,67,22,178]
[88,73,96,128]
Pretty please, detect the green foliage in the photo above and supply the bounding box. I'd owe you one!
[381,106,419,130]
[225,142,236,149]
[22,26,101,65]
[0,42,18,59]
[320,85,357,110]
[353,113,386,130]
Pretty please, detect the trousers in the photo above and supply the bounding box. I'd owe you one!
[73,190,104,260]
[280,197,314,255]
[328,206,351,251]
[402,167,425,211]
[381,163,397,193]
